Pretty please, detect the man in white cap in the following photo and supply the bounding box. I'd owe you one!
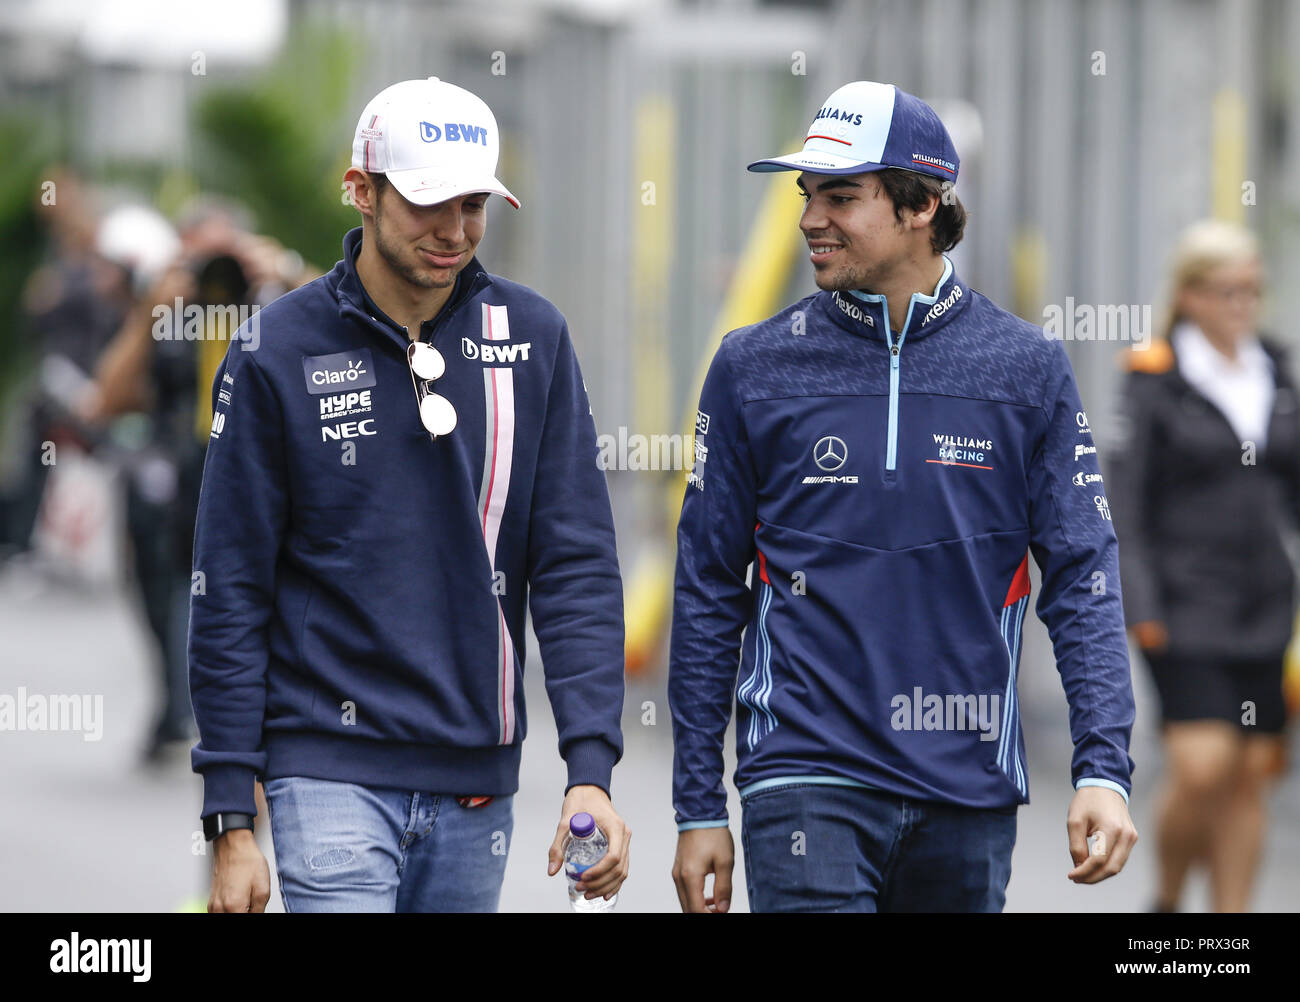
[670,81,1138,912]
[191,78,630,912]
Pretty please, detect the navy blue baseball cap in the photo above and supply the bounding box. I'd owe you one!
[748,81,959,183]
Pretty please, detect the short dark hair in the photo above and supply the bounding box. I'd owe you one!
[366,170,390,202]
[875,168,966,254]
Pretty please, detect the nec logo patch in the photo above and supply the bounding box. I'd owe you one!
[302,350,377,395]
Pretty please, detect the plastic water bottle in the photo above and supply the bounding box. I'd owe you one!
[564,812,616,912]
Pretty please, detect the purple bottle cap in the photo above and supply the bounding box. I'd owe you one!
[569,812,596,838]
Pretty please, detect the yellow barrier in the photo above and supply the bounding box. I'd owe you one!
[1211,89,1247,225]
[624,159,807,674]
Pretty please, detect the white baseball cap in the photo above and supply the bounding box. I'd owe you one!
[351,77,520,209]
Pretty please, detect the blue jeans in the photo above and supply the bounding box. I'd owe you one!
[264,776,514,912]
[740,782,1016,912]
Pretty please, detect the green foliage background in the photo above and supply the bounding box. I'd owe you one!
[0,24,362,440]
[190,23,360,272]
[0,114,59,400]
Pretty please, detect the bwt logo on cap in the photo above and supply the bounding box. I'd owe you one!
[419,121,489,146]
[747,80,960,185]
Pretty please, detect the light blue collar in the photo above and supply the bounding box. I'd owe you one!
[848,256,953,334]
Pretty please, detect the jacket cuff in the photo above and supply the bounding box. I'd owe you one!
[1075,777,1130,805]
[563,738,619,796]
[677,818,730,832]
[198,763,261,818]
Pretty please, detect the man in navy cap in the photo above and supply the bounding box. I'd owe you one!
[669,81,1138,912]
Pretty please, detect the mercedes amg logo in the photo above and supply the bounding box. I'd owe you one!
[813,436,847,471]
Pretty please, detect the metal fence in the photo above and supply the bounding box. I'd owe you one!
[8,0,1297,436]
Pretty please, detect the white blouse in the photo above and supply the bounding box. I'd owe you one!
[1173,322,1275,450]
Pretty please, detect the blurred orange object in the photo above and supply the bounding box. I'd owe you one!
[1284,620,1300,718]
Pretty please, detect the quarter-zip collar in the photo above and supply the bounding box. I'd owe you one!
[328,226,492,349]
[822,254,969,343]
[816,256,968,478]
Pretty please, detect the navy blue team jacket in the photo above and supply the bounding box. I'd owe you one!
[189,227,624,819]
[670,258,1135,828]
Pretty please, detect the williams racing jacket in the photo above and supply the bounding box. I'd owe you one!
[669,257,1135,828]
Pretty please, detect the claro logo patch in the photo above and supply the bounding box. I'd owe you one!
[302,350,377,395]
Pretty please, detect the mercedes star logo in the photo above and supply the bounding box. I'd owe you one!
[813,435,847,471]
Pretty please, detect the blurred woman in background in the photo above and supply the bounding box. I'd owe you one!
[1109,219,1298,912]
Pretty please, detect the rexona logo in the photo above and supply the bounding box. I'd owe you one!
[419,121,489,145]
[832,292,875,327]
[920,284,963,326]
[303,350,376,395]
[461,337,532,363]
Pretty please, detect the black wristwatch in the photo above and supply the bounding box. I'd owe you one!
[203,812,256,841]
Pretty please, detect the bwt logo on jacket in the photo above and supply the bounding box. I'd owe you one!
[419,121,488,145]
[303,350,377,395]
[462,337,532,363]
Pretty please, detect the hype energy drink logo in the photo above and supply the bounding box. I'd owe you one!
[302,349,377,395]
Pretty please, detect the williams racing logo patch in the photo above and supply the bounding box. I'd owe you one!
[927,432,994,471]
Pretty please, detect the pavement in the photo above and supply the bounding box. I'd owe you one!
[1,556,1297,913]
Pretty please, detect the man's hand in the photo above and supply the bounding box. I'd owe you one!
[547,785,630,902]
[672,826,734,913]
[1066,786,1138,884]
[208,829,270,913]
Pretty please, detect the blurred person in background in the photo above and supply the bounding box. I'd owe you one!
[86,196,315,764]
[0,168,131,561]
[1108,219,1298,912]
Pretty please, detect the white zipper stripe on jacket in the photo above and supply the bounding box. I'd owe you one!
[477,303,517,744]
